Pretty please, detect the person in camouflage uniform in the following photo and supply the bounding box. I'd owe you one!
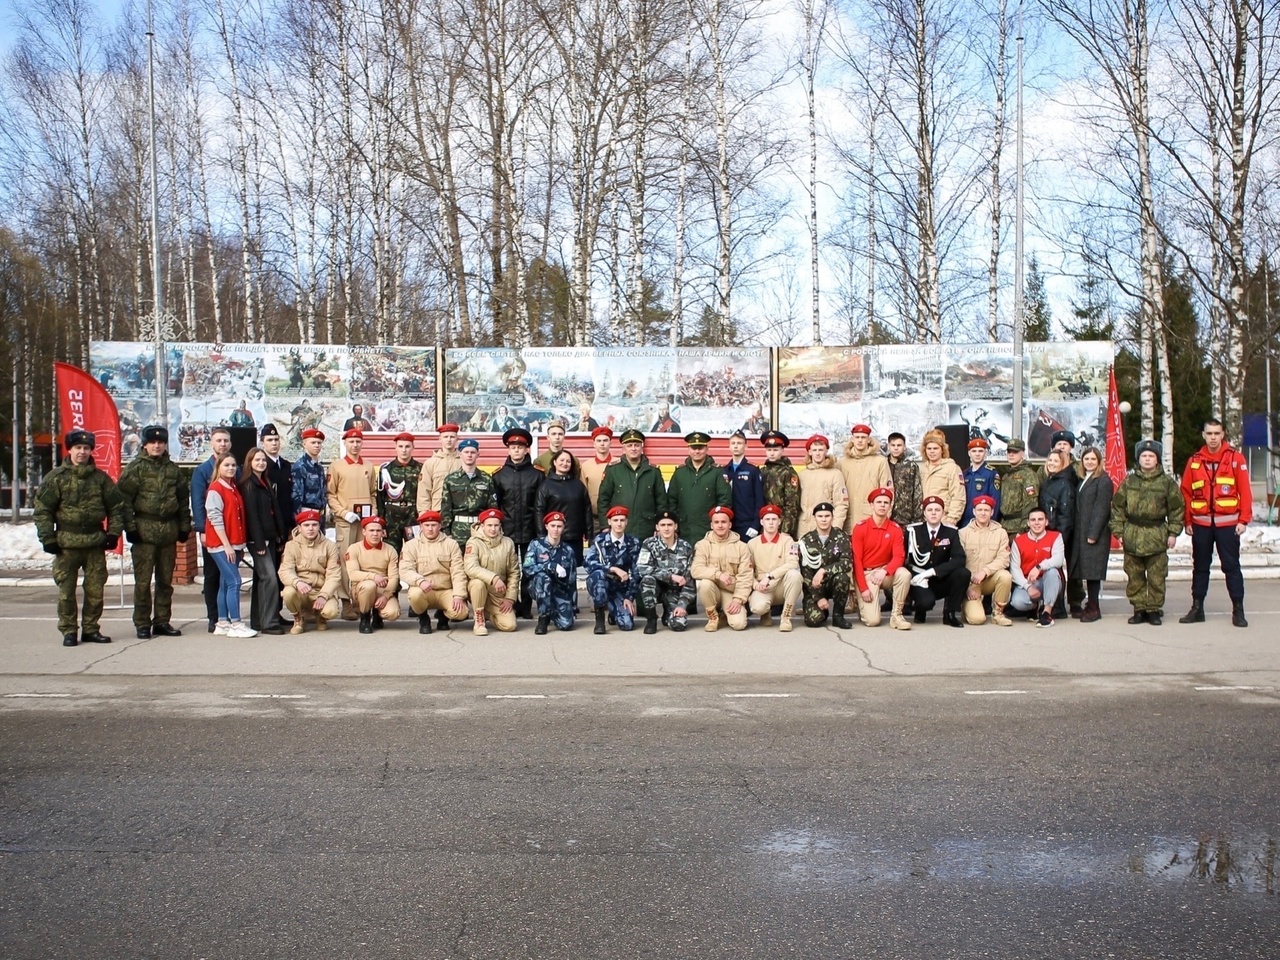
[378,432,422,552]
[758,430,802,539]
[586,506,643,633]
[886,433,923,527]
[523,511,579,634]
[1111,439,1185,625]
[117,425,192,638]
[440,438,497,550]
[637,510,696,633]
[35,430,126,647]
[797,502,853,629]
[999,437,1040,538]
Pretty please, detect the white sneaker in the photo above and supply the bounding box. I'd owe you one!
[226,623,258,638]
[213,621,231,635]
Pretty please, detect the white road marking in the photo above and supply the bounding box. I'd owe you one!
[239,694,308,699]
[1193,685,1257,692]
[3,693,72,698]
[486,694,548,699]
[722,693,795,698]
[964,690,1030,696]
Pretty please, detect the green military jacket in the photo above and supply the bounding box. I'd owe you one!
[378,458,422,542]
[440,468,498,549]
[117,451,192,545]
[999,462,1041,537]
[760,458,802,540]
[667,456,731,545]
[797,529,852,585]
[34,460,126,550]
[1111,468,1184,557]
[596,456,669,540]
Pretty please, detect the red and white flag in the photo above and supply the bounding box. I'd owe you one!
[55,361,123,553]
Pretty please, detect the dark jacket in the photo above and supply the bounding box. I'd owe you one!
[493,456,544,545]
[903,522,968,581]
[1040,467,1077,544]
[535,470,594,545]
[1070,473,1113,581]
[117,450,192,545]
[723,458,765,539]
[266,454,293,529]
[667,456,731,544]
[597,456,669,540]
[239,473,286,555]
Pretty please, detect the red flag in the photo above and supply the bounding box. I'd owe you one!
[1104,365,1127,550]
[55,362,123,553]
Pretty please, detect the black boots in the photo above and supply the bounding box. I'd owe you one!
[535,615,550,635]
[418,612,433,635]
[62,633,78,647]
[81,632,111,643]
[643,613,657,635]
[358,612,373,634]
[1179,600,1205,623]
[831,593,853,630]
[593,608,606,635]
[1147,611,1163,626]
[943,609,965,628]
[1232,602,1248,628]
[1127,610,1147,624]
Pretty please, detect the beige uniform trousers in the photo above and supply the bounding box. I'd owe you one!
[747,569,803,615]
[962,570,1013,624]
[407,585,469,620]
[468,579,517,632]
[856,567,913,626]
[697,580,749,630]
[282,585,340,623]
[353,579,401,620]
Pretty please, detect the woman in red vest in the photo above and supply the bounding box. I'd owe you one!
[204,453,257,638]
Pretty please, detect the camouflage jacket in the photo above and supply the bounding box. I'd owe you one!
[887,456,923,527]
[636,534,695,586]
[586,531,642,599]
[440,468,497,548]
[797,529,852,586]
[378,458,422,536]
[1111,468,1184,557]
[291,455,327,517]
[999,463,1041,536]
[759,458,802,539]
[35,460,125,550]
[117,450,192,545]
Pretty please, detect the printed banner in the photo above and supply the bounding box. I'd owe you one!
[55,362,123,553]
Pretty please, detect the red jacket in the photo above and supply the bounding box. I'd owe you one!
[852,516,904,593]
[1180,444,1251,527]
[204,479,248,548]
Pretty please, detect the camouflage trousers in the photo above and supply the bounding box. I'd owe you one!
[586,571,635,630]
[1123,551,1169,613]
[802,570,851,627]
[53,547,108,635]
[131,541,177,628]
[530,573,576,630]
[639,576,696,629]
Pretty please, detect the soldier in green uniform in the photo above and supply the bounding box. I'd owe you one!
[667,431,731,545]
[797,501,853,629]
[636,510,696,633]
[999,437,1040,538]
[596,428,668,539]
[758,430,802,540]
[34,430,126,647]
[440,437,497,550]
[378,431,422,552]
[117,425,192,638]
[1111,439,1185,625]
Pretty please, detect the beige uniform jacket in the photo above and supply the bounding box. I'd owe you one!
[278,528,342,597]
[327,457,378,517]
[463,530,521,597]
[580,455,618,512]
[345,540,401,600]
[838,443,892,531]
[798,459,848,538]
[920,459,966,526]
[400,534,467,597]
[691,531,754,603]
[416,450,461,512]
[747,533,800,580]
[959,521,1011,579]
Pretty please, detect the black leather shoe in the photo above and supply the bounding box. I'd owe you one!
[259,626,285,635]
[943,610,965,628]
[371,611,384,631]
[135,627,152,639]
[62,633,78,647]
[914,608,928,624]
[1127,610,1147,624]
[1232,603,1248,628]
[358,613,373,635]
[419,613,434,635]
[594,609,607,635]
[643,614,657,635]
[534,616,550,636]
[435,610,449,630]
[80,632,112,643]
[832,611,853,630]
[152,623,182,637]
[1179,601,1205,624]
[1146,612,1163,626]
[207,620,217,634]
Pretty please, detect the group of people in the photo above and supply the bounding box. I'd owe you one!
[34,412,1252,645]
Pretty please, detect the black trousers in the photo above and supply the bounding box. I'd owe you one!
[908,569,969,616]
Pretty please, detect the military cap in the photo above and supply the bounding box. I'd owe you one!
[805,434,830,451]
[457,438,480,451]
[1051,429,1077,447]
[684,431,712,446]
[759,504,783,519]
[394,431,416,444]
[967,437,989,450]
[546,419,567,431]
[438,422,460,434]
[142,425,169,444]
[64,429,95,450]
[503,427,533,446]
[342,428,364,440]
[295,509,322,524]
[1134,439,1163,459]
[542,511,566,526]
[760,430,790,448]
[708,505,734,519]
[972,494,996,509]
[417,510,442,524]
[591,426,614,440]
[850,423,872,436]
[259,423,278,439]
[867,486,894,503]
[478,507,504,524]
[811,501,835,515]
[606,505,630,520]
[729,429,747,441]
[359,515,385,528]
[656,510,679,524]
[301,427,325,441]
[921,495,945,509]
[1006,437,1026,453]
[619,428,645,444]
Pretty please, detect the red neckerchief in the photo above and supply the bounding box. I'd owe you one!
[594,454,612,463]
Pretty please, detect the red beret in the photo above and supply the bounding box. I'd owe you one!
[972,494,996,509]
[359,515,385,528]
[606,505,629,519]
[967,437,989,450]
[867,487,894,503]
[343,428,364,440]
[709,505,734,519]
[591,426,613,440]
[805,434,830,450]
[921,495,945,509]
[417,510,442,524]
[395,432,416,444]
[759,504,783,519]
[294,509,322,524]
[438,423,460,434]
[851,423,872,436]
[478,508,504,523]
[543,511,567,525]
[300,428,324,441]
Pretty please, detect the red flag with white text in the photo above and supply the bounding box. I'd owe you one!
[1103,365,1126,549]
[55,362,123,552]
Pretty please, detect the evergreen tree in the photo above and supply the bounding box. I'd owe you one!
[1023,255,1051,342]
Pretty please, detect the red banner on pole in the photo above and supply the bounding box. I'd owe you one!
[55,362,123,552]
[1104,365,1127,550]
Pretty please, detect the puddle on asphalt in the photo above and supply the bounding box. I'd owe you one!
[753,829,1276,893]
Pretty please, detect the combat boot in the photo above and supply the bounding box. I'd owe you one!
[535,615,550,636]
[80,632,112,643]
[62,633,78,647]
[342,599,359,621]
[418,612,434,635]
[1147,610,1164,626]
[1232,601,1248,628]
[779,603,794,633]
[758,610,774,628]
[371,610,384,631]
[890,598,912,630]
[473,610,489,636]
[1127,609,1147,624]
[1079,600,1100,623]
[314,612,329,631]
[704,607,721,632]
[992,602,1014,627]
[831,593,853,630]
[643,613,657,635]
[290,611,306,635]
[1179,600,1205,623]
[358,612,374,635]
[593,608,606,635]
[436,610,450,630]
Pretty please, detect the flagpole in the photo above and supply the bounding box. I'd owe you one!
[1012,15,1025,441]
[147,0,167,420]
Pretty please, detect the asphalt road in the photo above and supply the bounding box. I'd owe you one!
[2,583,1278,958]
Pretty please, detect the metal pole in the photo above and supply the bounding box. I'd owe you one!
[148,0,167,421]
[11,344,18,521]
[1011,22,1025,440]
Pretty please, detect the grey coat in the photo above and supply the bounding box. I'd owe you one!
[1070,473,1113,581]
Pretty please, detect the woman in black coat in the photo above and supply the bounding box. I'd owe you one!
[535,449,594,566]
[1070,446,1113,622]
[239,446,287,634]
[1039,449,1078,617]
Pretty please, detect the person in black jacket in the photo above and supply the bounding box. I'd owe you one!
[259,423,293,624]
[1039,449,1078,618]
[1070,447,1113,622]
[239,446,287,634]
[535,449,594,566]
[903,496,969,627]
[492,427,544,618]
